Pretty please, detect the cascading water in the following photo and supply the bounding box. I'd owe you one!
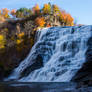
[6,25,92,82]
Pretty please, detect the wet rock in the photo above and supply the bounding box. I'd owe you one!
[72,36,92,85]
[21,54,43,78]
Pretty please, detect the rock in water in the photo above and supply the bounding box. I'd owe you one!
[6,26,92,82]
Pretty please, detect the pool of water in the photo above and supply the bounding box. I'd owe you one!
[0,82,92,92]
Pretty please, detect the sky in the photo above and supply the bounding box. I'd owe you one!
[0,0,92,25]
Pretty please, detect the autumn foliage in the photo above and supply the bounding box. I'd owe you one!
[59,10,74,26]
[35,17,45,27]
[32,4,40,14]
[10,9,16,17]
[0,3,74,26]
[0,35,6,49]
[42,3,51,14]
[0,8,10,18]
[53,5,60,15]
[0,8,10,22]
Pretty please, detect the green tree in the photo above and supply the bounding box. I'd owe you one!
[16,8,32,18]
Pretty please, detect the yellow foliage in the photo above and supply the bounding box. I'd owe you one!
[0,35,6,49]
[71,22,74,26]
[0,35,4,40]
[53,5,60,15]
[16,39,23,44]
[43,4,51,14]
[35,17,45,27]
[17,32,24,38]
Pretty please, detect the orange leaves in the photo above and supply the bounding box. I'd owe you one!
[35,17,45,27]
[0,9,5,22]
[0,8,10,19]
[59,10,67,22]
[11,9,16,17]
[46,24,51,27]
[59,10,74,26]
[66,13,74,25]
[32,4,40,14]
[2,8,9,14]
[2,8,9,18]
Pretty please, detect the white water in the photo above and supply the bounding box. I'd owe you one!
[6,26,92,82]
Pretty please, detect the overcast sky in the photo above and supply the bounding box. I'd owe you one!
[0,0,92,25]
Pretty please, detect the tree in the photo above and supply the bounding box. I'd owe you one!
[52,5,60,15]
[24,21,35,38]
[2,8,10,18]
[0,9,5,22]
[11,9,16,17]
[32,4,40,15]
[59,10,66,23]
[59,10,74,26]
[65,13,74,26]
[42,3,51,15]
[35,17,45,27]
[16,8,32,18]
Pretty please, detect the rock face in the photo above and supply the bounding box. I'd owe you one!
[0,19,35,80]
[6,25,92,83]
[0,45,31,80]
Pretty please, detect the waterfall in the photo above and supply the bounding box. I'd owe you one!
[6,25,92,82]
